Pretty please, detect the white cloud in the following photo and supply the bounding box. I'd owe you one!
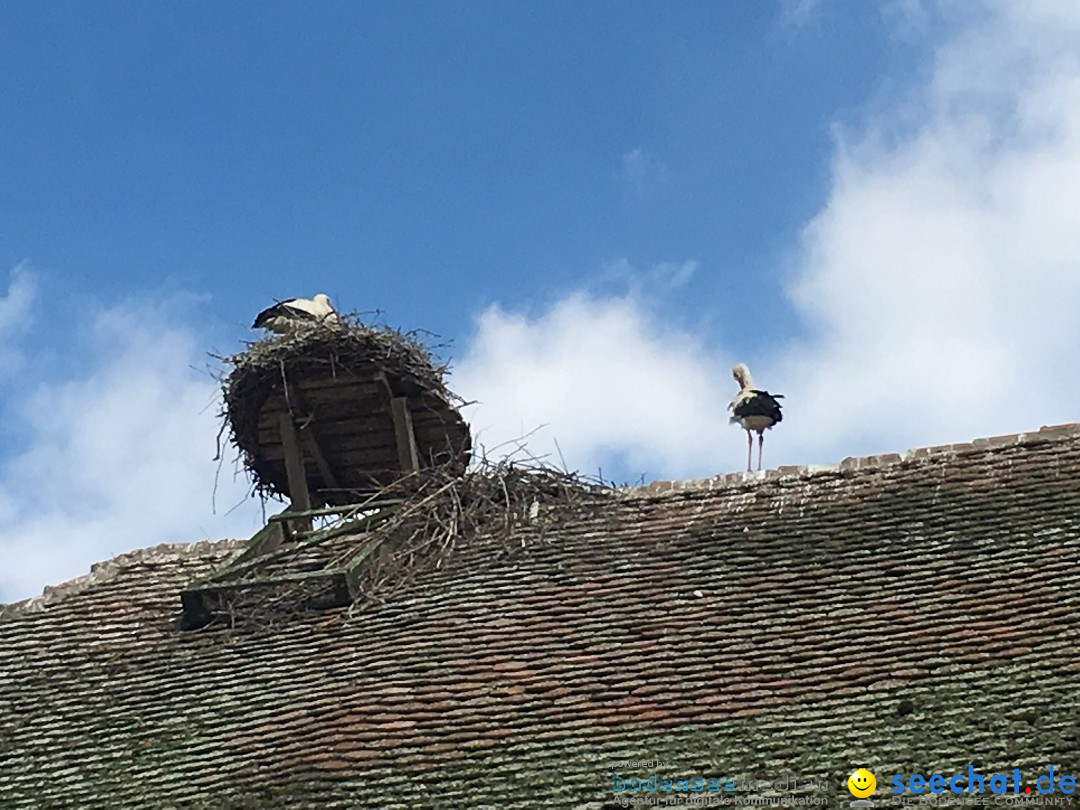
[0,285,265,603]
[0,265,34,331]
[778,0,1080,459]
[8,0,1080,602]
[0,264,37,376]
[455,293,734,481]
[458,0,1080,478]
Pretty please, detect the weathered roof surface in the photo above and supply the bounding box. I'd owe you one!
[2,425,1079,808]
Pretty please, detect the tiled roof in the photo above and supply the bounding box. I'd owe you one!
[2,425,1079,808]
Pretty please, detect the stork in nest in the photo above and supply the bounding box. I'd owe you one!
[729,363,783,472]
[252,293,340,334]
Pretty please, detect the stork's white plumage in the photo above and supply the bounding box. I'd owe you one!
[252,293,339,333]
[728,363,783,472]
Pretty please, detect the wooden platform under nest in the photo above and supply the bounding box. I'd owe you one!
[223,321,471,507]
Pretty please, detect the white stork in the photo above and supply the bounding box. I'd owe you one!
[728,363,783,472]
[252,293,339,334]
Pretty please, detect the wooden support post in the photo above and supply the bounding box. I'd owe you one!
[302,428,341,492]
[285,383,341,495]
[267,499,403,522]
[278,412,312,533]
[215,515,288,575]
[390,396,420,474]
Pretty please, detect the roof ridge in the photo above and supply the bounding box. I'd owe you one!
[1,539,241,618]
[6,422,1079,615]
[630,421,1080,496]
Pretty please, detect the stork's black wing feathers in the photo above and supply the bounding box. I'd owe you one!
[251,302,287,329]
[251,298,322,329]
[732,390,784,424]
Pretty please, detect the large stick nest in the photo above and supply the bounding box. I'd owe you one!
[220,315,470,503]
[199,460,616,630]
[345,461,614,606]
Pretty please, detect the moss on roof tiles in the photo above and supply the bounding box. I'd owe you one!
[2,427,1080,807]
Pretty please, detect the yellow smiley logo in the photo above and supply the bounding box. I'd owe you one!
[848,768,877,798]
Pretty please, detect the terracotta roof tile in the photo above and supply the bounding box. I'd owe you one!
[2,424,1080,807]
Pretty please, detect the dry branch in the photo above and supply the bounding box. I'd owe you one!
[337,458,613,606]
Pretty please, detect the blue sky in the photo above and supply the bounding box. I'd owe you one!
[4,2,918,338]
[4,1,1080,602]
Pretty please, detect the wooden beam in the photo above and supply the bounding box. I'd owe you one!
[342,533,396,598]
[284,382,342,495]
[180,570,353,628]
[289,507,396,544]
[267,499,404,522]
[278,411,312,530]
[302,424,341,491]
[198,506,396,588]
[203,520,287,583]
[190,568,350,587]
[390,396,420,474]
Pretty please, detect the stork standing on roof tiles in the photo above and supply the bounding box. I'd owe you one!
[729,363,784,473]
[252,293,340,334]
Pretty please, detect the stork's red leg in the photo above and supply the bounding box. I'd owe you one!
[757,433,765,471]
[745,430,753,472]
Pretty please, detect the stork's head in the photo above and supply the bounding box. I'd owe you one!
[313,292,341,325]
[732,363,753,389]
